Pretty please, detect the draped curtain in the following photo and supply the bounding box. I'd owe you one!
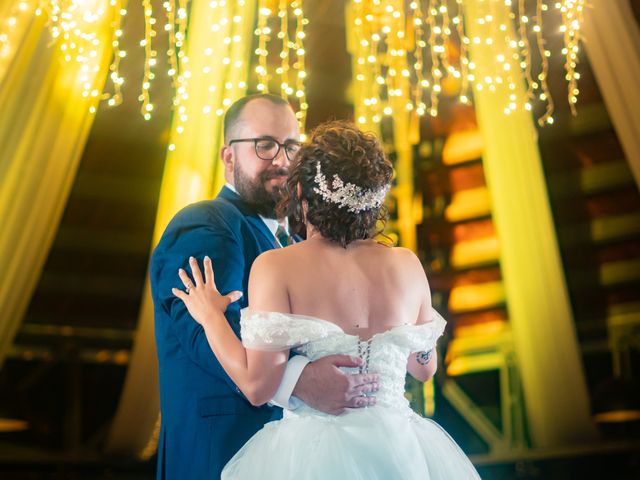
[582,0,640,189]
[0,0,116,368]
[106,0,257,456]
[462,0,597,447]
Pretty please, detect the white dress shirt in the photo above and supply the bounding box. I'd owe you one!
[225,183,308,409]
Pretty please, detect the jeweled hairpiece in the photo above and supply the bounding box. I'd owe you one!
[312,162,389,213]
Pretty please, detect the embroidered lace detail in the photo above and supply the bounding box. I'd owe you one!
[240,308,447,416]
[240,308,342,351]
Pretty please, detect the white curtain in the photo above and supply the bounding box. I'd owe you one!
[0,1,116,367]
[106,0,257,456]
[462,0,597,447]
[582,0,640,189]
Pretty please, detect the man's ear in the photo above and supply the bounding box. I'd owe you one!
[221,145,234,175]
[296,182,302,198]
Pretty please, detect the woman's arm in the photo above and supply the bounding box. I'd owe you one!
[173,255,290,406]
[406,300,439,382]
[408,350,438,382]
[404,251,439,382]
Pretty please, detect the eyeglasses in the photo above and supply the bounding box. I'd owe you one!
[228,137,301,162]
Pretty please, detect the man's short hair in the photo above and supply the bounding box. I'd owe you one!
[223,93,292,143]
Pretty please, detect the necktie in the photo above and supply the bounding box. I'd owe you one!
[275,225,292,247]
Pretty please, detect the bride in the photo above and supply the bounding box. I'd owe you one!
[173,121,480,479]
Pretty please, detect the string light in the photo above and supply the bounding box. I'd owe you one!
[140,0,156,120]
[255,1,271,92]
[559,0,585,115]
[349,0,586,129]
[292,1,308,131]
[453,0,471,104]
[35,0,116,100]
[0,1,34,77]
[278,0,290,99]
[161,0,191,130]
[411,0,427,116]
[518,0,535,101]
[169,0,190,124]
[103,0,125,108]
[2,0,306,130]
[6,1,582,131]
[255,0,308,133]
[534,0,554,125]
[2,1,125,110]
[426,2,441,115]
[163,0,177,92]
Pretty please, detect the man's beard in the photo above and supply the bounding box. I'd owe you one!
[234,164,288,218]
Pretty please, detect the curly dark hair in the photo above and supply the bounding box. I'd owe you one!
[278,120,394,247]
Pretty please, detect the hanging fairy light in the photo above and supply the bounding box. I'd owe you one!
[349,0,586,128]
[277,0,291,99]
[292,1,308,132]
[255,0,308,134]
[166,0,228,138]
[153,0,307,128]
[158,0,191,131]
[255,3,271,93]
[1,0,125,110]
[0,1,33,74]
[559,0,584,116]
[139,0,156,120]
[103,0,126,108]
[2,1,307,125]
[533,0,554,125]
[31,0,120,105]
[452,0,471,105]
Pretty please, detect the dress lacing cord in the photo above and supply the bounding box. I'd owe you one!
[357,337,374,374]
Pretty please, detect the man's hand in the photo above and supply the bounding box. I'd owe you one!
[292,355,380,415]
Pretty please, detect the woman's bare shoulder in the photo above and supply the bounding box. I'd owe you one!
[252,242,303,272]
[254,246,288,266]
[386,245,422,264]
[384,246,428,283]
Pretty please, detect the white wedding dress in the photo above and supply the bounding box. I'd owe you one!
[221,308,481,479]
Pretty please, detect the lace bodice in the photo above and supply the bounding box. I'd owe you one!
[240,308,447,416]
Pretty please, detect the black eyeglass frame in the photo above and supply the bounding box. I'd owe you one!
[228,136,301,162]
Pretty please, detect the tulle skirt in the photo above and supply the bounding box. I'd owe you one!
[222,406,480,479]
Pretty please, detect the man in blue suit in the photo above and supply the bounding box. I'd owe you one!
[151,94,379,479]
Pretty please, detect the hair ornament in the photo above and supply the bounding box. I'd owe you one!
[312,162,389,213]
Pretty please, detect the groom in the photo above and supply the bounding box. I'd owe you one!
[151,94,379,479]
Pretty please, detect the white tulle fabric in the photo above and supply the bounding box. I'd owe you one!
[225,308,480,479]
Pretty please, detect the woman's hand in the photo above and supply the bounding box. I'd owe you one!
[172,256,243,325]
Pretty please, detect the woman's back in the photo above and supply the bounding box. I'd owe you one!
[256,237,431,338]
[231,247,477,479]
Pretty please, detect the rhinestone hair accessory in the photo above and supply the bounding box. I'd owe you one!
[312,162,389,213]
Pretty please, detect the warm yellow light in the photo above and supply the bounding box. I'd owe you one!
[348,0,584,128]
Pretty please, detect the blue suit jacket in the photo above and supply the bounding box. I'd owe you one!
[151,186,284,479]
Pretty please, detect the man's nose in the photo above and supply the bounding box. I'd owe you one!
[271,146,289,167]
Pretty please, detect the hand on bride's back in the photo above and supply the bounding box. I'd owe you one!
[293,355,380,415]
[172,256,242,325]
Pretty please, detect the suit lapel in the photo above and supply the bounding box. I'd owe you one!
[247,216,280,249]
[217,186,280,249]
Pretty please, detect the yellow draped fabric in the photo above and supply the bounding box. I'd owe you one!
[106,0,257,456]
[346,1,418,250]
[0,0,32,83]
[462,0,597,447]
[0,1,116,367]
[582,0,640,189]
